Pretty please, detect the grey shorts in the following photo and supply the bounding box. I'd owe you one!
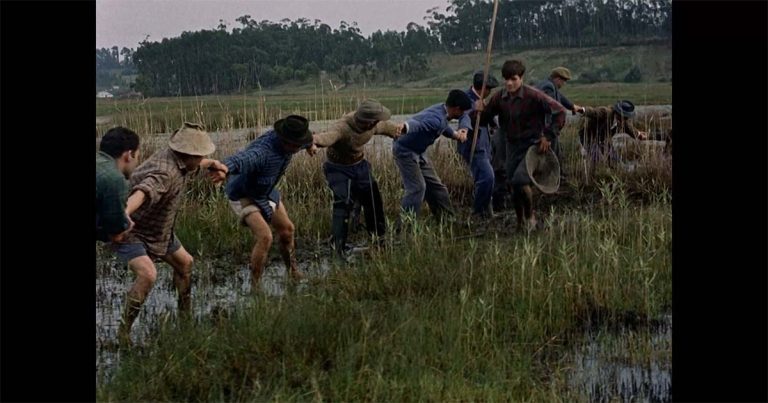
[112,233,182,262]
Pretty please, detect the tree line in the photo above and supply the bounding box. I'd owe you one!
[97,0,670,96]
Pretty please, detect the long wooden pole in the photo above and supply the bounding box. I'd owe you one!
[469,0,500,166]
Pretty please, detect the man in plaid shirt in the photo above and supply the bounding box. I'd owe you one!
[477,59,566,231]
[115,122,228,347]
[224,115,315,288]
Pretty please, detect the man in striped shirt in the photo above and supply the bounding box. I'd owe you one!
[224,115,314,289]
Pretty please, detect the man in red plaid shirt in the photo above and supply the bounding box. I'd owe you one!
[476,59,566,231]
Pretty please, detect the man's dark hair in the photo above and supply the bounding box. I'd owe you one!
[501,59,526,80]
[472,70,499,91]
[445,89,472,111]
[99,127,140,158]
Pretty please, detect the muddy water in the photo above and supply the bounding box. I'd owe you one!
[95,252,332,382]
[97,251,672,400]
[565,314,672,402]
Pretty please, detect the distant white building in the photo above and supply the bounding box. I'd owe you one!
[112,85,120,90]
[96,91,114,98]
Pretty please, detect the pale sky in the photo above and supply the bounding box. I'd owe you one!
[96,0,452,50]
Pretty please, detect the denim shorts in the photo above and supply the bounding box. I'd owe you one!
[112,233,182,262]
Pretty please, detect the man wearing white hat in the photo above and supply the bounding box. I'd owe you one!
[115,122,228,347]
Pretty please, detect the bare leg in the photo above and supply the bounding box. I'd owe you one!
[160,246,194,317]
[270,202,304,281]
[521,184,537,229]
[512,187,525,230]
[119,255,158,346]
[243,210,273,290]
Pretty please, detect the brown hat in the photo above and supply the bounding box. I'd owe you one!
[550,67,572,81]
[274,115,313,146]
[168,122,215,156]
[355,99,391,122]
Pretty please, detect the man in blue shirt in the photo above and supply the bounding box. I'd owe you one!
[224,115,315,289]
[457,70,500,218]
[393,90,472,222]
[535,67,585,182]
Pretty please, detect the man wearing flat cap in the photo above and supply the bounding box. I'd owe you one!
[536,66,585,182]
[116,122,228,347]
[311,99,404,258]
[394,89,472,223]
[223,115,314,289]
[578,100,648,164]
[457,70,500,218]
[537,67,584,116]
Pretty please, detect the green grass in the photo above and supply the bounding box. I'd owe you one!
[96,81,670,136]
[96,71,672,400]
[97,44,671,134]
[421,43,672,87]
[98,194,671,401]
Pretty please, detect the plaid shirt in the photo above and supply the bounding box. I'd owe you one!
[125,148,194,256]
[579,106,639,146]
[313,112,399,165]
[95,151,130,241]
[224,130,293,202]
[480,84,566,143]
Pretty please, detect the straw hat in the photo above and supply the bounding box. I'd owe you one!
[168,122,215,156]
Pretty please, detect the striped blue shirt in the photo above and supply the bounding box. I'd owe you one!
[224,130,292,201]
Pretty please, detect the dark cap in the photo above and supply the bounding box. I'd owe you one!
[612,100,636,119]
[473,70,500,89]
[274,115,313,146]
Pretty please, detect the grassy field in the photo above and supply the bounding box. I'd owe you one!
[96,42,672,398]
[96,81,670,137]
[96,96,672,399]
[418,43,672,88]
[97,44,671,134]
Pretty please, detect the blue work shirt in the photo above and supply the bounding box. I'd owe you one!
[394,103,456,155]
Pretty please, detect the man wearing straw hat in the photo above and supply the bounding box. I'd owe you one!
[115,122,228,347]
[393,89,473,223]
[536,66,585,182]
[578,100,648,164]
[311,99,404,259]
[476,59,566,231]
[223,115,314,289]
[457,70,500,219]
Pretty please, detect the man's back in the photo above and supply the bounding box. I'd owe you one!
[96,151,130,241]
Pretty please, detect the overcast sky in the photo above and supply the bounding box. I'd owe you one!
[96,0,452,49]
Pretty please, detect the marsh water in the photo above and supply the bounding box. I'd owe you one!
[96,250,671,401]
